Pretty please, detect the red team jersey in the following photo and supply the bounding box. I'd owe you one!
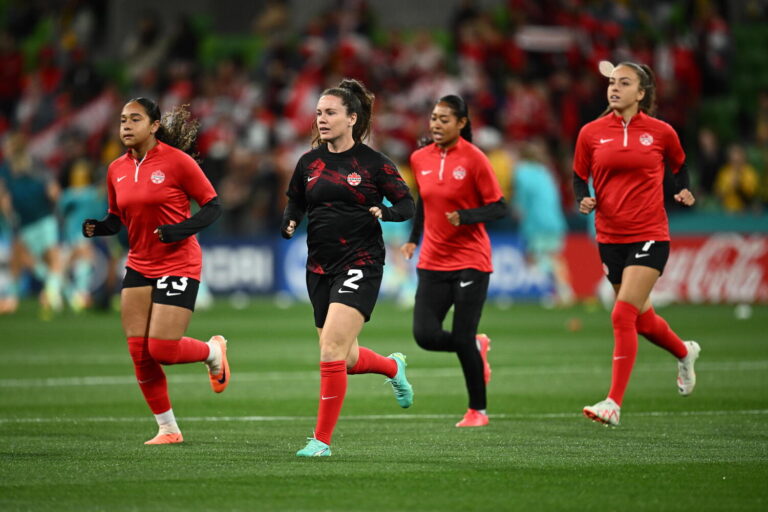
[410,137,503,272]
[107,141,217,280]
[573,111,685,244]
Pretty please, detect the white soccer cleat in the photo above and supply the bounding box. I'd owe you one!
[677,341,700,396]
[583,398,621,426]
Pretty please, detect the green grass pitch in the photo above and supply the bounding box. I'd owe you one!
[1,299,766,511]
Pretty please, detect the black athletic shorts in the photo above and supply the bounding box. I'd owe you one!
[122,267,200,311]
[415,268,491,306]
[306,266,383,327]
[598,241,670,285]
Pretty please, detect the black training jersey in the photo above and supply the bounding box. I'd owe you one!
[286,143,412,274]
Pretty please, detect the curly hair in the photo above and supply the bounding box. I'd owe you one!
[127,98,200,156]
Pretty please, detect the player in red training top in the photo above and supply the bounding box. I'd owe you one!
[282,79,415,457]
[83,98,228,444]
[573,62,700,427]
[401,95,505,428]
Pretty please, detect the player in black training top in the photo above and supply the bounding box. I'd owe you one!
[281,78,415,458]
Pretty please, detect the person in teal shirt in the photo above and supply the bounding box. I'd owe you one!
[0,132,64,315]
[512,140,574,306]
[58,141,105,311]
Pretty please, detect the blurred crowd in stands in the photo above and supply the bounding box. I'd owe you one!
[1,0,768,245]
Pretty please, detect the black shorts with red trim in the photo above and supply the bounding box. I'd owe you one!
[122,267,200,311]
[306,266,383,328]
[598,241,670,285]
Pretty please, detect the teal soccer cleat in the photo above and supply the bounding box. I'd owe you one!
[386,352,413,408]
[296,437,331,457]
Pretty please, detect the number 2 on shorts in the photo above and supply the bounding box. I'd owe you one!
[342,269,363,290]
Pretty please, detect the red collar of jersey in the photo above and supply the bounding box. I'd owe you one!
[607,110,648,126]
[427,136,469,155]
[125,140,165,161]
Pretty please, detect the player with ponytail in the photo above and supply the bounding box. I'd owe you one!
[83,98,226,444]
[401,94,506,428]
[282,78,415,457]
[574,62,700,426]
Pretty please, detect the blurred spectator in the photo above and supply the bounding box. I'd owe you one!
[696,127,723,196]
[121,11,171,84]
[62,46,103,107]
[512,139,574,306]
[166,14,200,65]
[0,132,64,315]
[696,1,731,95]
[714,144,759,213]
[0,31,23,120]
[57,131,103,311]
[475,126,513,199]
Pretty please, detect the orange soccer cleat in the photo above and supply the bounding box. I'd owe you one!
[455,408,489,428]
[207,335,230,393]
[144,432,184,445]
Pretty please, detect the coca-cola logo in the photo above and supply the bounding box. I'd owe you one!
[656,234,768,303]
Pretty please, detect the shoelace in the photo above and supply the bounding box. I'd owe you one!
[385,376,409,398]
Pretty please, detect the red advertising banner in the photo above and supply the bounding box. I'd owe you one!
[563,233,768,304]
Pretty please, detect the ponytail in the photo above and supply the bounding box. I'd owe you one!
[635,63,657,116]
[128,97,200,156]
[311,78,375,147]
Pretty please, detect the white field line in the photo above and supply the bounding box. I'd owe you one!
[1,409,767,425]
[1,360,766,389]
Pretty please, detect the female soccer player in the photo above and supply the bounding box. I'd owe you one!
[400,95,505,428]
[83,98,227,444]
[282,78,415,457]
[573,61,700,426]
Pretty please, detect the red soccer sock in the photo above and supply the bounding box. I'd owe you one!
[127,336,170,414]
[148,336,211,365]
[607,301,639,406]
[314,360,347,445]
[636,307,688,359]
[347,347,397,378]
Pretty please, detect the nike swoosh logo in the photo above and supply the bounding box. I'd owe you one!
[217,367,227,384]
[421,170,432,175]
[635,253,650,258]
[117,176,127,182]
[166,291,182,296]
[600,138,613,144]
[459,281,473,287]
[321,396,337,400]
[337,289,353,294]
[137,378,153,384]
[307,176,318,182]
[613,356,628,360]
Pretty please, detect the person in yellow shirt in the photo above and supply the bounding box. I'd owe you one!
[714,144,759,212]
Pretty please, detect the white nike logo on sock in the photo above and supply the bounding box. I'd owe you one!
[321,396,338,400]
